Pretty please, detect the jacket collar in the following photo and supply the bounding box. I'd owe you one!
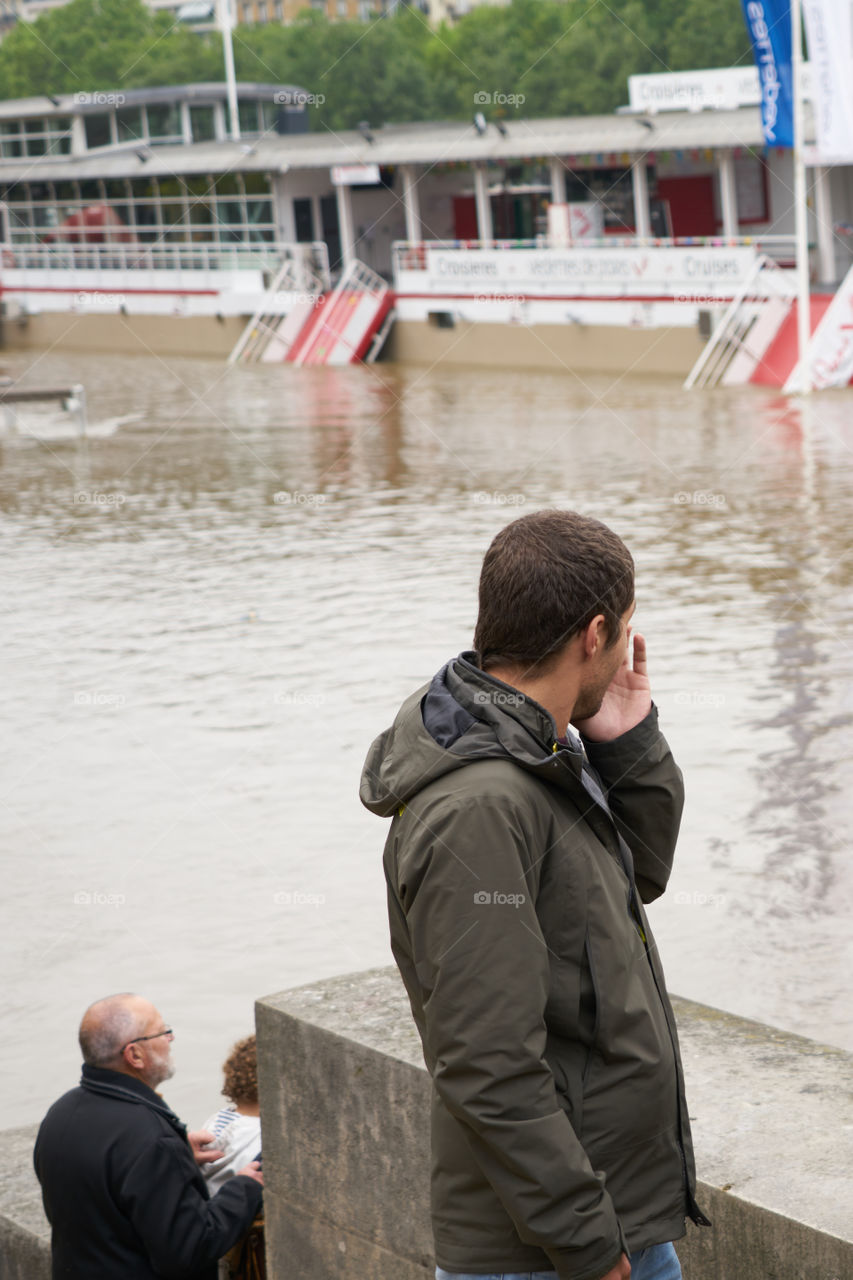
[80,1064,187,1138]
[451,652,585,782]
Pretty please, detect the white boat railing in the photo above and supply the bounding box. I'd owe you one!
[393,235,798,272]
[0,240,331,290]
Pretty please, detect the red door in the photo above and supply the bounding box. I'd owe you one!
[655,175,717,236]
[453,195,479,241]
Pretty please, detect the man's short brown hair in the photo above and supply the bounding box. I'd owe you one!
[473,509,634,675]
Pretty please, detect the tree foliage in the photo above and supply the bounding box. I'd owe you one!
[0,0,752,128]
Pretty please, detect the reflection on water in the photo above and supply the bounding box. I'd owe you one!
[2,351,852,1129]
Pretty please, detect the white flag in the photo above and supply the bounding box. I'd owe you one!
[802,0,853,162]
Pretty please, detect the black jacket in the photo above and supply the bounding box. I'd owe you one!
[33,1065,263,1280]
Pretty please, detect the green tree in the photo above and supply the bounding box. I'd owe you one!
[0,0,753,125]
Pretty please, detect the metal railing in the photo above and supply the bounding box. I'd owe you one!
[0,379,87,435]
[0,240,331,289]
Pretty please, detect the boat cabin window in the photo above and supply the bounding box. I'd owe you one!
[0,121,23,159]
[117,107,145,143]
[190,105,216,143]
[84,113,112,150]
[146,103,182,143]
[238,101,262,136]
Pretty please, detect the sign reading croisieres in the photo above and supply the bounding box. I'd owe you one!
[417,248,760,298]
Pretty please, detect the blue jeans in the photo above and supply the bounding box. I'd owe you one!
[436,1239,682,1280]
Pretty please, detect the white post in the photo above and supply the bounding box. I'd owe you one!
[335,180,356,267]
[791,0,811,393]
[717,151,739,238]
[217,0,241,142]
[473,164,493,243]
[631,158,651,239]
[813,166,836,284]
[549,158,567,206]
[401,165,421,243]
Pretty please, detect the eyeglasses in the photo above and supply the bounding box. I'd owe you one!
[120,1028,173,1054]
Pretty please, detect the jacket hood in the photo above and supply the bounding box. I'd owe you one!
[360,652,582,817]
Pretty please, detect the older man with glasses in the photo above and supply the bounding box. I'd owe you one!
[34,992,264,1280]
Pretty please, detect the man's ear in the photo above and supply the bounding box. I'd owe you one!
[581,614,607,659]
[122,1043,144,1071]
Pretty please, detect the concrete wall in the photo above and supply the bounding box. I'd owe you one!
[0,1126,51,1280]
[4,972,849,1279]
[257,967,853,1280]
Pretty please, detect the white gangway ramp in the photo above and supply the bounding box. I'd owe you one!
[228,246,329,365]
[683,255,797,390]
[289,259,394,367]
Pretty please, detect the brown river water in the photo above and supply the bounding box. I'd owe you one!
[2,349,852,1130]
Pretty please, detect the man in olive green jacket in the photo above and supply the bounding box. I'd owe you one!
[360,510,708,1280]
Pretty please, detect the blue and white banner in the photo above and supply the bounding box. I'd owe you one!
[802,0,853,162]
[740,0,795,147]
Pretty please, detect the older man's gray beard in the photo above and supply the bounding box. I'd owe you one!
[147,1057,176,1088]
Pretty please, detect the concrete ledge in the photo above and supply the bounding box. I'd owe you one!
[257,967,853,1280]
[0,1125,51,1280]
